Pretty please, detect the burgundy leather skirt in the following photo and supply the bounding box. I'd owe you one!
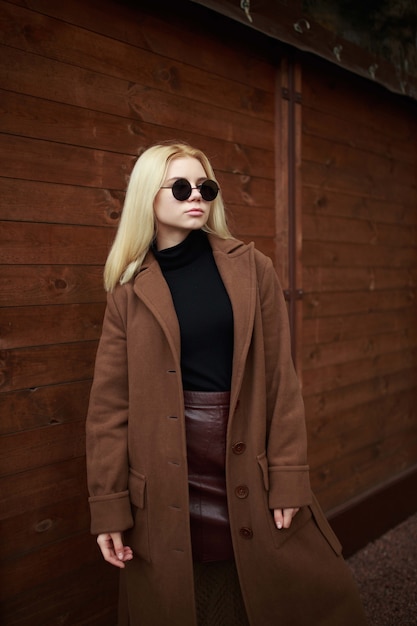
[184,390,234,563]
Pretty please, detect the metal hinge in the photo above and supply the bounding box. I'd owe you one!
[284,289,304,301]
[281,87,302,104]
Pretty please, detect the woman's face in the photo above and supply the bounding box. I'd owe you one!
[153,156,212,250]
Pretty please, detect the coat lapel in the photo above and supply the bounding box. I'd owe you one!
[132,236,257,413]
[133,253,181,367]
[209,236,257,414]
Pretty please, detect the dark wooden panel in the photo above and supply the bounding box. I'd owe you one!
[0,48,274,179]
[304,367,416,421]
[0,222,113,265]
[1,531,99,599]
[303,289,415,319]
[302,186,417,227]
[0,420,86,477]
[303,214,417,248]
[8,0,276,91]
[302,348,417,396]
[0,177,123,227]
[303,328,417,372]
[303,308,415,345]
[0,381,92,435]
[1,559,118,626]
[0,496,90,560]
[303,240,416,269]
[0,341,98,393]
[311,432,417,511]
[303,266,417,294]
[0,134,133,189]
[0,265,105,307]
[0,457,87,520]
[302,55,417,140]
[303,103,416,165]
[0,303,105,350]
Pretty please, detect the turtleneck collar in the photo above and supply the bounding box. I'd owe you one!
[152,229,211,272]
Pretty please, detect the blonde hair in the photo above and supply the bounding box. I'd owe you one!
[103,142,232,291]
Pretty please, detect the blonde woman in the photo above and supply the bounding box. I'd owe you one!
[86,142,367,625]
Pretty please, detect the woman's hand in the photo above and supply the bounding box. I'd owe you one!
[273,508,300,529]
[97,532,133,568]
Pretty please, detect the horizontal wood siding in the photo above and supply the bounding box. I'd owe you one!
[301,57,417,512]
[0,0,278,623]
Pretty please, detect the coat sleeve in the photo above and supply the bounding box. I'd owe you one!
[257,253,312,509]
[85,288,134,535]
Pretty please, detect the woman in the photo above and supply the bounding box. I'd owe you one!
[86,142,367,625]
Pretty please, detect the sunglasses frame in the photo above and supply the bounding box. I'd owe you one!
[160,178,219,202]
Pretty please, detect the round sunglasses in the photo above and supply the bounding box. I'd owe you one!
[160,178,219,202]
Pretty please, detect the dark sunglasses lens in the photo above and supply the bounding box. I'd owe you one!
[171,179,192,201]
[200,180,219,201]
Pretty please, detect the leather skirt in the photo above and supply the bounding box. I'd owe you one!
[184,390,234,563]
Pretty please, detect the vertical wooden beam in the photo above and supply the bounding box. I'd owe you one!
[276,55,303,378]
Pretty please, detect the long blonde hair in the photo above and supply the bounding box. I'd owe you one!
[104,142,232,291]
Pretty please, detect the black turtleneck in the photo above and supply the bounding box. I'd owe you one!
[152,230,234,391]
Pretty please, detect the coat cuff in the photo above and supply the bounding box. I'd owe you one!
[89,490,134,535]
[268,466,312,509]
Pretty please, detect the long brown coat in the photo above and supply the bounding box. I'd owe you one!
[86,235,367,625]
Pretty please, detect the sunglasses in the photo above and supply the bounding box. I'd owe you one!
[160,178,219,202]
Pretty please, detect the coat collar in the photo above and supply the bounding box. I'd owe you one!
[133,234,256,412]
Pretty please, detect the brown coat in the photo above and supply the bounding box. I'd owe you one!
[86,235,367,625]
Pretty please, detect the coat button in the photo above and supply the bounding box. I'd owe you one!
[239,527,253,539]
[232,441,246,455]
[235,485,249,498]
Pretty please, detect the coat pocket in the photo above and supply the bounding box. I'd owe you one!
[124,468,151,562]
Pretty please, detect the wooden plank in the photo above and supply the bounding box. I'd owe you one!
[304,367,416,420]
[307,393,415,468]
[0,457,87,520]
[0,420,86,477]
[303,328,417,371]
[0,531,100,599]
[311,432,417,511]
[303,104,416,165]
[303,289,415,319]
[8,0,276,91]
[303,266,417,294]
[0,222,113,265]
[302,186,417,227]
[302,348,417,396]
[303,214,417,248]
[0,135,275,203]
[0,46,275,179]
[302,56,417,140]
[1,559,118,626]
[0,265,105,307]
[0,340,98,393]
[302,161,415,206]
[303,308,415,347]
[303,240,417,269]
[0,303,105,350]
[0,496,90,560]
[307,389,414,445]
[227,204,274,237]
[0,80,274,156]
[0,178,124,227]
[0,2,274,122]
[303,133,416,190]
[0,381,92,435]
[0,134,133,189]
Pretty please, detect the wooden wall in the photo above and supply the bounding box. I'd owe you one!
[0,0,278,623]
[301,57,417,512]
